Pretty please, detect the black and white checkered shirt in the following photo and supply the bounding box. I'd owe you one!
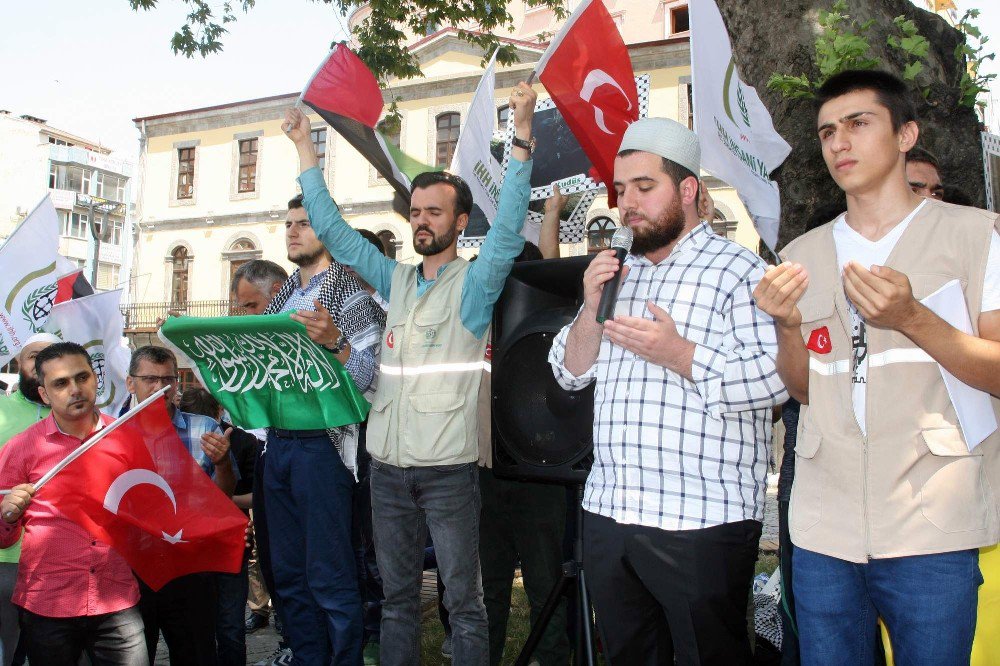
[549,222,787,531]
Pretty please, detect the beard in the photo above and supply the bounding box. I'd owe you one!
[628,195,686,257]
[18,370,42,404]
[288,246,326,267]
[413,223,457,257]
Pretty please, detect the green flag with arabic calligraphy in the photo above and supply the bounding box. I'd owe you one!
[159,314,370,430]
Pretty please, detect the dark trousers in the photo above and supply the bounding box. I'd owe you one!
[215,549,250,666]
[777,499,799,665]
[20,606,148,666]
[264,430,362,665]
[251,436,287,642]
[584,511,762,666]
[479,467,570,666]
[138,573,217,665]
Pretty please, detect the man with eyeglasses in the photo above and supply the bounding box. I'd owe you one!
[125,344,236,665]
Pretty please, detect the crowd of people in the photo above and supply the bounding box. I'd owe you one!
[0,68,997,666]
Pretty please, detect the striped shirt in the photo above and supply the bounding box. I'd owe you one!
[549,222,787,531]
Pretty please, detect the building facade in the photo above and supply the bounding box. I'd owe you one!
[0,111,134,294]
[129,0,761,368]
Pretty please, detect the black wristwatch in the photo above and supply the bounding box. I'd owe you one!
[325,333,348,355]
[512,135,536,155]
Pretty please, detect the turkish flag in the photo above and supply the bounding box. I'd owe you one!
[535,0,639,207]
[43,398,247,591]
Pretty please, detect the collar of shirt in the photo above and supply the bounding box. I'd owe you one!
[627,221,712,269]
[414,261,451,294]
[45,411,104,440]
[295,267,329,296]
[171,407,188,433]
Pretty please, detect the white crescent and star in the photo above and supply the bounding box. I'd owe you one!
[579,69,633,135]
[103,469,188,545]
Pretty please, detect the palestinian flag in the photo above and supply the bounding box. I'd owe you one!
[55,269,94,304]
[300,44,438,202]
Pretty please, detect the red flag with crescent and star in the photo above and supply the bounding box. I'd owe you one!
[43,398,247,590]
[534,0,639,207]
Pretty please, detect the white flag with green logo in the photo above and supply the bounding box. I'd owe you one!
[690,0,791,250]
[0,196,78,366]
[450,50,502,224]
[44,290,131,416]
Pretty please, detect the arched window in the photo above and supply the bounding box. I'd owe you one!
[229,238,256,252]
[587,216,618,253]
[435,112,460,167]
[226,238,258,286]
[170,247,190,305]
[377,230,398,260]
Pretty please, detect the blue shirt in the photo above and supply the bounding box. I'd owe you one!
[297,158,533,339]
[172,409,239,481]
[279,267,377,392]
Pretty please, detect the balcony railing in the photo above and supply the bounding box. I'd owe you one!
[121,300,247,330]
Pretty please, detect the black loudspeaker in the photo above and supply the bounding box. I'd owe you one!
[491,255,596,483]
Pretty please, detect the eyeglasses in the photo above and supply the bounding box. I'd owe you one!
[130,375,179,386]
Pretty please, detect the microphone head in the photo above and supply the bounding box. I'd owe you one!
[610,225,633,252]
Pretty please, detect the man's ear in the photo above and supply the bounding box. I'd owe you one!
[38,385,52,407]
[680,176,700,207]
[898,120,919,154]
[125,374,136,395]
[457,212,470,233]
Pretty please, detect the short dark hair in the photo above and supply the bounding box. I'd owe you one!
[616,149,699,196]
[230,259,289,296]
[816,70,916,133]
[357,229,387,256]
[178,387,220,419]
[129,345,177,376]
[410,172,473,218]
[288,194,304,210]
[905,146,939,170]
[35,342,92,383]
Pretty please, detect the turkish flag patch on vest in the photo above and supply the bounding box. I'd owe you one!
[386,330,394,349]
[806,326,832,354]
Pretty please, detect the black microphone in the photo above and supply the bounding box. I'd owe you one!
[596,226,633,324]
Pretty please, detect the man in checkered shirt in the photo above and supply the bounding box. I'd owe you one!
[549,117,786,665]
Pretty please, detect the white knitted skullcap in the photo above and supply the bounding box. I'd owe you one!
[618,117,700,176]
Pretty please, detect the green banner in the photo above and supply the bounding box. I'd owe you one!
[159,314,370,431]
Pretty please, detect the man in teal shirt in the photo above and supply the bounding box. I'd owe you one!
[0,333,58,666]
[284,82,536,665]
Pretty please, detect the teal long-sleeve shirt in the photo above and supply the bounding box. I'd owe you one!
[297,159,533,339]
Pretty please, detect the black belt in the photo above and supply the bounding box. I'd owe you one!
[270,428,329,439]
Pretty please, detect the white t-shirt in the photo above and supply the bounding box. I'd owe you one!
[832,199,1000,434]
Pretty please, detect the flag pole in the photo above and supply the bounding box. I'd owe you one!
[16,387,169,494]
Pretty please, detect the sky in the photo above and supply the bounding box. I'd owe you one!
[1,0,998,164]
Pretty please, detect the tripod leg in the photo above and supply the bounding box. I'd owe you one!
[576,567,597,666]
[514,565,574,666]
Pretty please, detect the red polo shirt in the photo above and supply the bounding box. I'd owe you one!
[0,413,139,617]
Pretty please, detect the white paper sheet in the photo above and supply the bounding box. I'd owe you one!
[920,279,998,451]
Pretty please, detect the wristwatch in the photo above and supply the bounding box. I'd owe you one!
[325,333,348,355]
[512,135,536,155]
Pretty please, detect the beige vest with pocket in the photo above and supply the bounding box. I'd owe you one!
[365,259,489,468]
[782,199,1000,562]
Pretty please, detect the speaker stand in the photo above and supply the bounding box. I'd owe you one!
[514,484,597,666]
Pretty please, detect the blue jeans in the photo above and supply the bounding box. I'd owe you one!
[370,460,488,666]
[793,547,982,665]
[215,549,249,666]
[264,430,362,666]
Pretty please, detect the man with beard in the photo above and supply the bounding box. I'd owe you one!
[548,117,786,665]
[282,82,535,665]
[0,333,60,666]
[258,195,385,666]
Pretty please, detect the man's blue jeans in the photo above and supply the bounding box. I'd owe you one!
[793,546,982,665]
[370,460,488,666]
[265,429,362,666]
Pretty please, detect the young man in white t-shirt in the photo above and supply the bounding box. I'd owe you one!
[755,70,1000,665]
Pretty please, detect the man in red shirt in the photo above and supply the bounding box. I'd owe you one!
[0,342,146,665]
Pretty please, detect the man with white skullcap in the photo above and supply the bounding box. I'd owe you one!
[0,332,60,665]
[548,118,787,664]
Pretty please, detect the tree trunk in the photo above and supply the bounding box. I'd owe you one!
[714,0,985,247]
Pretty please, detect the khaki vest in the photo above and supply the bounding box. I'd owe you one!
[783,200,1000,562]
[365,259,489,467]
